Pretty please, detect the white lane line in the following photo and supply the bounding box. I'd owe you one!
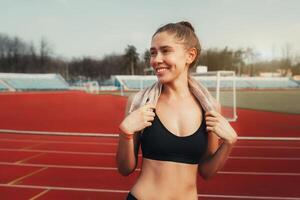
[238,136,300,141]
[15,152,46,164]
[1,162,299,176]
[218,171,300,176]
[0,129,119,137]
[1,129,300,141]
[1,138,300,149]
[0,184,299,200]
[0,161,129,171]
[229,156,300,160]
[22,143,45,150]
[29,189,51,200]
[234,146,300,150]
[0,148,116,156]
[0,183,129,193]
[7,167,48,185]
[198,194,300,200]
[0,138,117,146]
[0,148,299,160]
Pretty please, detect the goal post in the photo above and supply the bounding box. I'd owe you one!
[192,69,237,122]
[114,69,238,122]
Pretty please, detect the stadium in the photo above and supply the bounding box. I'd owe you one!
[0,71,299,199]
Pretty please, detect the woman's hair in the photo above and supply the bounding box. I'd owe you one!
[153,21,201,68]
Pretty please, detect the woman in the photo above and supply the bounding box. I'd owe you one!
[116,21,238,200]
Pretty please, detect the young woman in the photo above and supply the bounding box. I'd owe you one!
[116,21,238,200]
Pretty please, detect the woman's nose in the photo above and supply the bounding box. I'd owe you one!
[151,52,163,65]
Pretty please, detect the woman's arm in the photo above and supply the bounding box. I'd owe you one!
[116,94,156,176]
[198,110,237,180]
[198,133,235,180]
[116,94,140,176]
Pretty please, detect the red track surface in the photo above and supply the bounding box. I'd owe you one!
[1,90,300,136]
[0,91,299,199]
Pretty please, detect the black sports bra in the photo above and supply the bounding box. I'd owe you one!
[140,110,208,164]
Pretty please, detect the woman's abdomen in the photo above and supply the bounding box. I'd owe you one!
[131,158,198,199]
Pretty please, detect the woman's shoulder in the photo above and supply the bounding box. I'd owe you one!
[126,81,161,114]
[124,93,137,115]
[124,87,149,115]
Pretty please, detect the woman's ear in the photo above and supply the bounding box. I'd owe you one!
[186,47,197,65]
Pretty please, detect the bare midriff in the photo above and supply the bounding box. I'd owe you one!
[130,158,199,200]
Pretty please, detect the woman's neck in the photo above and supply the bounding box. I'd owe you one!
[162,74,192,100]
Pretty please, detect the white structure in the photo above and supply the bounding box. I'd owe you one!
[0,73,69,91]
[84,81,99,94]
[196,66,208,73]
[114,70,238,122]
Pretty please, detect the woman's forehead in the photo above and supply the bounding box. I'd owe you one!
[151,32,184,48]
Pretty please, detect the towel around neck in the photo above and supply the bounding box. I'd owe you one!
[128,75,220,115]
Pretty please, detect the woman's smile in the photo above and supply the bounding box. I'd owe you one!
[155,67,169,76]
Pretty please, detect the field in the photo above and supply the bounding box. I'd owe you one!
[99,89,300,114]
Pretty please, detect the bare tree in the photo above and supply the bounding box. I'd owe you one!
[124,45,139,75]
[39,37,53,72]
[281,43,293,76]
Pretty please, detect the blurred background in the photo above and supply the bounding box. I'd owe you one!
[0,1,299,200]
[0,0,299,83]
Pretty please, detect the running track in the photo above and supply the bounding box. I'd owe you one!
[0,91,299,200]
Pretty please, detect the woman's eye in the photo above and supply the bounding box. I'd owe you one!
[162,49,171,54]
[150,51,157,56]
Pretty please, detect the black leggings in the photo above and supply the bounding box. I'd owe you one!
[126,192,138,200]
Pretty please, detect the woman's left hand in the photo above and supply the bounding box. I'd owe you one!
[205,110,238,145]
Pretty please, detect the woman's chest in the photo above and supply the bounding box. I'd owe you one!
[155,98,203,137]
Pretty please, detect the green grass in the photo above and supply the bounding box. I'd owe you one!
[98,89,300,114]
[215,89,300,114]
[234,89,300,114]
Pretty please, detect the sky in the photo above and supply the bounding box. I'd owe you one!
[0,0,299,61]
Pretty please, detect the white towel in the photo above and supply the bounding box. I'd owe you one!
[129,75,221,114]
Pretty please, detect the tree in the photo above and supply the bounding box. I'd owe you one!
[124,45,139,75]
[142,49,151,74]
[243,48,260,76]
[39,37,53,72]
[291,63,300,76]
[281,43,293,76]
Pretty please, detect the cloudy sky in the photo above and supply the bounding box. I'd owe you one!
[1,0,299,60]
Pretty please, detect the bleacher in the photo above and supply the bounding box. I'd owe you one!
[0,81,8,91]
[0,73,69,91]
[235,77,299,89]
[113,75,300,90]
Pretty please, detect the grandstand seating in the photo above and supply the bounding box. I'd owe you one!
[113,75,300,90]
[0,73,69,91]
[3,73,298,92]
[0,81,8,91]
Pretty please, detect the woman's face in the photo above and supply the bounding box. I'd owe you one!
[150,31,191,83]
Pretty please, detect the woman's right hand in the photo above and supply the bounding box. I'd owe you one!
[119,104,156,136]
